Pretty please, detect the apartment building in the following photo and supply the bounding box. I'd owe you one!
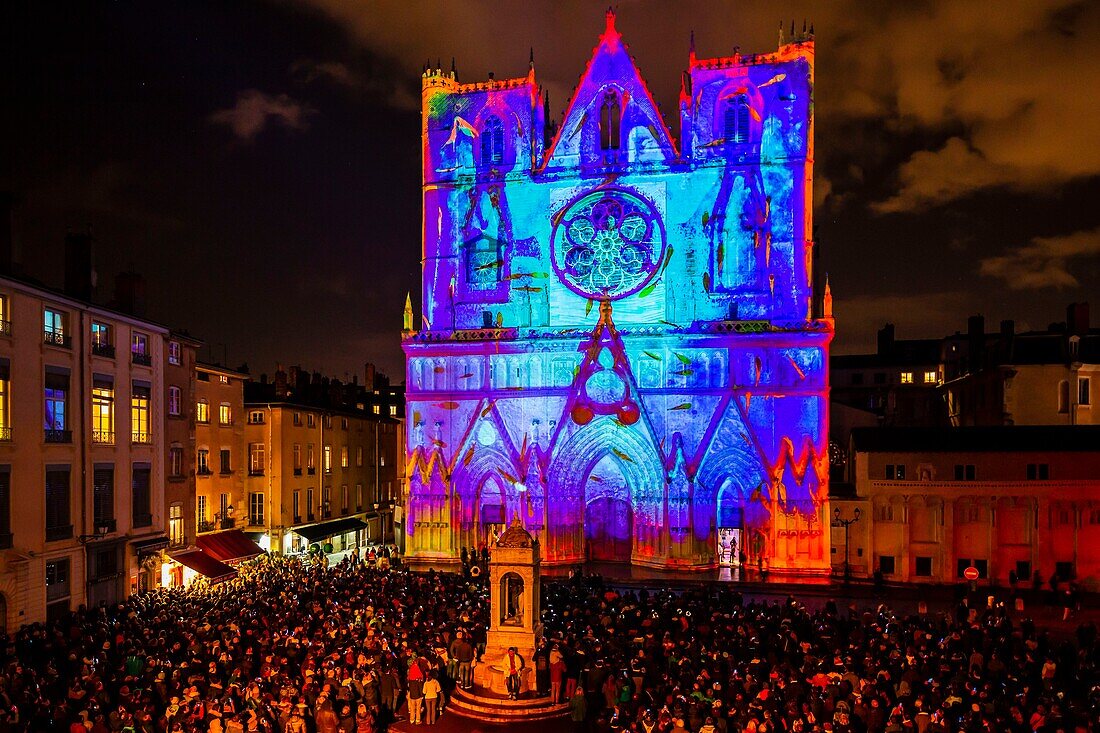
[244,370,401,556]
[832,426,1100,590]
[0,274,167,627]
[163,332,200,555]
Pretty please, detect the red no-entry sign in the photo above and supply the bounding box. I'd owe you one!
[963,566,980,581]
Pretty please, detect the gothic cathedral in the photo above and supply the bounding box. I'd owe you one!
[403,12,831,574]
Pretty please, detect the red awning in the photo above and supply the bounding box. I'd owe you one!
[196,529,263,563]
[169,549,237,583]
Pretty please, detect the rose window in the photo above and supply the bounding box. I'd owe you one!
[552,189,664,300]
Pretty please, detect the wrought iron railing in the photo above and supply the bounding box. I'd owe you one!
[92,430,114,444]
[44,330,71,348]
[44,429,72,444]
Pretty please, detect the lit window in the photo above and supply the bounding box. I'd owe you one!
[249,492,264,525]
[131,384,151,443]
[219,375,229,384]
[723,95,751,144]
[219,403,232,425]
[340,446,349,469]
[44,308,66,341]
[356,446,363,467]
[293,444,302,471]
[92,382,114,444]
[0,295,7,330]
[923,371,937,384]
[389,405,398,417]
[323,446,332,474]
[197,449,210,475]
[44,371,68,434]
[900,372,914,384]
[307,444,315,471]
[373,405,381,415]
[169,504,184,546]
[168,386,181,416]
[599,90,621,150]
[196,399,209,423]
[197,495,207,527]
[91,322,111,349]
[131,332,148,358]
[168,341,181,365]
[480,116,504,166]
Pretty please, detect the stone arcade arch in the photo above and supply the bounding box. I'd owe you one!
[545,416,664,565]
[696,442,770,566]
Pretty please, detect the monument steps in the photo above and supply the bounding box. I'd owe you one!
[448,686,571,723]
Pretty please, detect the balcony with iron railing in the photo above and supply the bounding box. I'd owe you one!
[43,330,71,348]
[0,427,11,442]
[44,429,72,444]
[0,320,11,337]
[92,518,117,534]
[92,430,114,445]
[197,519,216,533]
[91,343,115,358]
[131,352,152,367]
[46,524,73,542]
[197,467,213,476]
[248,514,264,526]
[131,431,153,445]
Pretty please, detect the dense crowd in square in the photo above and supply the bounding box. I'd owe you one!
[0,550,1095,733]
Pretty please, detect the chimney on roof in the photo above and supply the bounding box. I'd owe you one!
[274,363,288,398]
[113,271,146,317]
[1067,302,1090,336]
[365,362,377,390]
[877,324,895,357]
[64,229,95,302]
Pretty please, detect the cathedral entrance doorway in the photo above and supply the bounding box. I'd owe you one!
[584,454,633,562]
[717,484,745,567]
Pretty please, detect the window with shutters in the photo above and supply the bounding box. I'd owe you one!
[0,359,9,438]
[45,467,71,540]
[93,466,114,525]
[0,467,10,547]
[132,465,151,527]
[723,95,751,144]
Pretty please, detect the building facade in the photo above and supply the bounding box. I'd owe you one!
[942,307,1096,427]
[244,371,401,556]
[193,363,248,541]
[404,14,831,572]
[163,332,200,556]
[832,426,1100,590]
[0,275,167,627]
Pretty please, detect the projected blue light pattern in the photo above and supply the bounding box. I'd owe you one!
[403,12,831,573]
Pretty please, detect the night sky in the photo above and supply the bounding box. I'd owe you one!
[5,1,1098,381]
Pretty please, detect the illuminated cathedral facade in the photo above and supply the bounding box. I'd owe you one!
[403,12,832,573]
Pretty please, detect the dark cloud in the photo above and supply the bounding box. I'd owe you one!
[209,90,314,141]
[5,0,1098,377]
[979,226,1100,290]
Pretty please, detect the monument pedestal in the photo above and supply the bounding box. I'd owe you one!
[449,518,567,723]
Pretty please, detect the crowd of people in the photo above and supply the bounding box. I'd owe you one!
[0,548,1094,733]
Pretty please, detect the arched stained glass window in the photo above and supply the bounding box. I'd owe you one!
[480,115,504,166]
[599,91,621,150]
[724,96,751,144]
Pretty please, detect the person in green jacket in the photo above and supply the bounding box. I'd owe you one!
[569,685,587,723]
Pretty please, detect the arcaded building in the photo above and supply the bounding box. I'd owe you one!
[404,14,831,572]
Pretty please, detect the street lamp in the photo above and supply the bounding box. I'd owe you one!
[833,506,861,584]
